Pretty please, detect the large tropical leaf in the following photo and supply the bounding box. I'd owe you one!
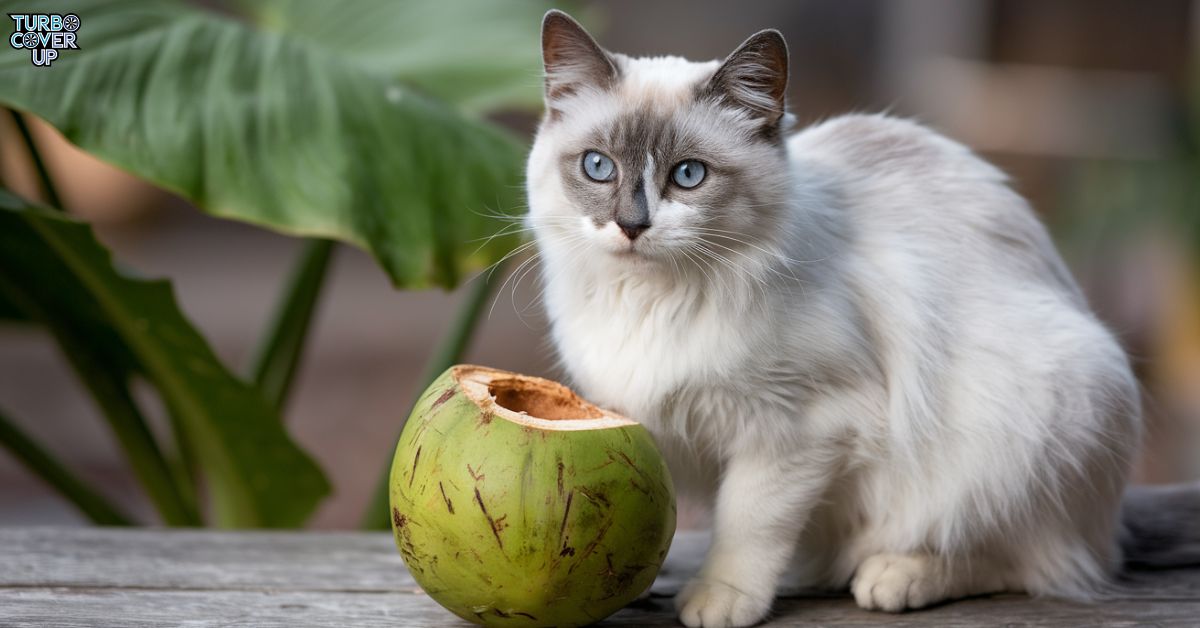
[0,190,329,526]
[0,0,546,288]
[240,0,551,114]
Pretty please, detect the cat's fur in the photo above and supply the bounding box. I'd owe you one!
[526,11,1148,627]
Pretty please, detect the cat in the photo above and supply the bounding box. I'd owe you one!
[525,10,1195,628]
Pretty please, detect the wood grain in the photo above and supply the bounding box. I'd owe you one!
[1,528,1196,626]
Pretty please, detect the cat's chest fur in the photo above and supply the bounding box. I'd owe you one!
[548,274,759,424]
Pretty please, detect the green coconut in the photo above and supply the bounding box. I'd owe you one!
[389,365,676,627]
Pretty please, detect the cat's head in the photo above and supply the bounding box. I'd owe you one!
[526,10,795,267]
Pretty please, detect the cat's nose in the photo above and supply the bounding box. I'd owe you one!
[616,219,649,241]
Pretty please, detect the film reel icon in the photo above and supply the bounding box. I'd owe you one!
[63,14,80,32]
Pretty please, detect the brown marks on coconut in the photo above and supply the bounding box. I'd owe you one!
[600,553,619,580]
[610,447,671,494]
[576,486,611,509]
[552,490,577,570]
[598,553,621,598]
[598,553,649,601]
[408,446,422,488]
[392,508,420,569]
[556,458,565,497]
[407,417,430,444]
[558,490,574,543]
[467,463,485,482]
[438,481,455,514]
[629,478,652,499]
[585,457,615,472]
[431,387,456,410]
[473,487,507,551]
[476,410,494,427]
[569,517,615,574]
[518,451,534,527]
[608,448,646,478]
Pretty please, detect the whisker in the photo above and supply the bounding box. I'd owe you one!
[688,227,828,265]
[516,235,594,322]
[490,249,542,321]
[691,240,768,303]
[700,237,803,286]
[479,239,540,282]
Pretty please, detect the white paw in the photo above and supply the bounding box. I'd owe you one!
[851,554,943,612]
[675,578,772,627]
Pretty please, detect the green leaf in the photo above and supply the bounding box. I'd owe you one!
[0,190,329,527]
[0,0,538,288]
[238,0,553,114]
[0,192,198,525]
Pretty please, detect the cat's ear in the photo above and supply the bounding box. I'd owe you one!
[704,29,791,127]
[541,10,619,105]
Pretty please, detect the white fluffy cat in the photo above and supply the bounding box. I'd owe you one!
[524,11,1164,628]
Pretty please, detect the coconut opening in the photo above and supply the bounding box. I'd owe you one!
[453,365,637,431]
[486,377,603,420]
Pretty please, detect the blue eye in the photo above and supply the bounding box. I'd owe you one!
[672,160,706,188]
[582,151,616,182]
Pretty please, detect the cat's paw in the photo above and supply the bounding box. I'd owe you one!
[675,577,772,627]
[851,553,944,612]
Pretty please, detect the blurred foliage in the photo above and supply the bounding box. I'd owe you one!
[0,0,555,526]
[0,190,329,526]
[0,0,548,288]
[1052,66,1200,273]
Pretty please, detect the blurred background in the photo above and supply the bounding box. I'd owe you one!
[1,0,1198,528]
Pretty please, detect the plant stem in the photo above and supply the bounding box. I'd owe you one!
[164,400,200,518]
[247,238,336,411]
[62,340,204,527]
[7,109,64,211]
[360,267,501,529]
[0,406,134,525]
[0,272,201,526]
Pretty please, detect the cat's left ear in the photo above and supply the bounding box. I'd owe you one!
[704,29,792,130]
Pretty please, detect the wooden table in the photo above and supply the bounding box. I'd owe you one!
[2,527,1197,626]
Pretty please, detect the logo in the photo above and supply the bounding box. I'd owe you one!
[8,13,79,67]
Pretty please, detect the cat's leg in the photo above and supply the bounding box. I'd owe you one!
[850,552,1013,612]
[676,452,835,628]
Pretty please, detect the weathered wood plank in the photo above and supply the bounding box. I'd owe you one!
[0,527,1197,626]
[0,528,415,592]
[3,588,1199,627]
[0,528,702,596]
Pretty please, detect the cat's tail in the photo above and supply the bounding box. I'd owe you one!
[1120,481,1200,568]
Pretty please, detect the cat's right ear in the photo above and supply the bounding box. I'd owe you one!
[703,29,791,130]
[541,10,618,108]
